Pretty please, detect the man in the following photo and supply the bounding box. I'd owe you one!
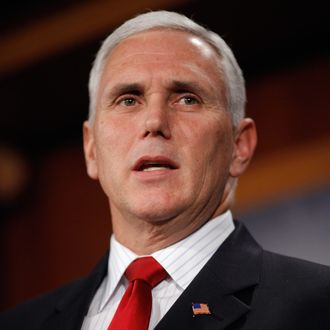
[1,10,330,330]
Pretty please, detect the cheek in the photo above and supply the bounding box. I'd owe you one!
[96,117,133,149]
[210,128,234,169]
[180,115,232,157]
[94,120,129,174]
[177,124,231,195]
[197,123,234,180]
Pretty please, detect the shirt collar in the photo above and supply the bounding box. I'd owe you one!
[152,210,234,290]
[98,235,138,311]
[99,210,234,311]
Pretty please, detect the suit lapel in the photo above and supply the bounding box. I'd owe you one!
[155,222,262,330]
[44,253,109,330]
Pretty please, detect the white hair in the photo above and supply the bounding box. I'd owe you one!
[88,10,246,126]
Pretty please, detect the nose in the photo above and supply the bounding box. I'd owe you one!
[143,100,171,139]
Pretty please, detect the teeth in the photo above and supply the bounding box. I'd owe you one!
[143,166,170,172]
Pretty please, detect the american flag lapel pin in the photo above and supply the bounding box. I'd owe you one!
[192,303,211,316]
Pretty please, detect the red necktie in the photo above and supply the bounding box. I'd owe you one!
[108,256,167,330]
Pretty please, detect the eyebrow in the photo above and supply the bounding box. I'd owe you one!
[107,83,143,99]
[170,80,208,96]
[106,80,209,100]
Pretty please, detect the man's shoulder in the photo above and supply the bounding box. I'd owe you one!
[0,277,87,329]
[262,249,330,282]
[243,250,330,328]
[258,250,330,304]
[233,221,330,284]
[0,252,108,330]
[229,222,330,306]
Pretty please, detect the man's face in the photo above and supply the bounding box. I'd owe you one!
[84,30,238,227]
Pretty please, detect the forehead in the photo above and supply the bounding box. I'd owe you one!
[108,29,216,61]
[98,29,224,92]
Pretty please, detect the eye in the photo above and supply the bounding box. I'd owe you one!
[119,97,136,106]
[178,96,199,105]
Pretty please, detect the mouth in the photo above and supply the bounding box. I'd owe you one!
[133,156,179,172]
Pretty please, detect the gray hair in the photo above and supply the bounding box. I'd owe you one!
[88,10,246,126]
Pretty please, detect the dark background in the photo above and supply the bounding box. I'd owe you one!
[1,0,329,311]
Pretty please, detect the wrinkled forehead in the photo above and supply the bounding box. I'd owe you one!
[97,30,225,97]
[92,29,228,114]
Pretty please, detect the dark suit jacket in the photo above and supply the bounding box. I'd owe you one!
[1,221,330,330]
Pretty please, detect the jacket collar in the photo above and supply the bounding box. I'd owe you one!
[155,221,262,330]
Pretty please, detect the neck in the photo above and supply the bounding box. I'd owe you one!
[109,180,234,255]
[111,202,230,255]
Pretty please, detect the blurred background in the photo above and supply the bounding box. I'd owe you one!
[0,0,329,311]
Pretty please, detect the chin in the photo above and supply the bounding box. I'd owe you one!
[135,208,178,223]
[131,200,184,223]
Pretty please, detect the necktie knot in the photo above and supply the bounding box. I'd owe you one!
[125,256,167,288]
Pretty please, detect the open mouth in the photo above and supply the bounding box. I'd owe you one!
[133,157,178,172]
[139,162,174,172]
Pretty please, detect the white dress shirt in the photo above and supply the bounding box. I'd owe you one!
[81,210,235,330]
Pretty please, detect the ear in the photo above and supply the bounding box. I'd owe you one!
[83,120,99,180]
[229,118,257,178]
